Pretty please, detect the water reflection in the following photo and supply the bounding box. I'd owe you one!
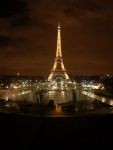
[55,104,62,112]
[82,90,113,106]
[0,87,113,116]
[0,89,34,102]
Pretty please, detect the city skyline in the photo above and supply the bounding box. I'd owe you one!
[0,0,113,76]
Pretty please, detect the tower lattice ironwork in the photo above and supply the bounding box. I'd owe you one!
[48,23,69,81]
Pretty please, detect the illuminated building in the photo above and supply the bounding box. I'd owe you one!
[48,22,69,81]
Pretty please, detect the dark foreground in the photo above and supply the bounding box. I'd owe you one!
[0,112,113,150]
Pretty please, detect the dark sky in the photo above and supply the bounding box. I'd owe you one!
[0,0,113,76]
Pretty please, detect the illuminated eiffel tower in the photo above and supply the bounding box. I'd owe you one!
[48,22,69,81]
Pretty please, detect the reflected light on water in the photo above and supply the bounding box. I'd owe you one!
[109,101,113,106]
[82,90,113,106]
[55,104,62,112]
[102,98,106,103]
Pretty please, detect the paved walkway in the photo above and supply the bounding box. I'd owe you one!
[43,105,112,117]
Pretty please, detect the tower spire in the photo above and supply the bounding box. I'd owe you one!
[56,21,62,57]
[58,21,60,29]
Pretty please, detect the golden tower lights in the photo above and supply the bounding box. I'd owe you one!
[48,22,69,81]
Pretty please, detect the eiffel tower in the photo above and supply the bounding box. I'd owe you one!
[48,22,69,81]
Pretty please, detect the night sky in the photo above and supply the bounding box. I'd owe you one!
[0,0,113,76]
